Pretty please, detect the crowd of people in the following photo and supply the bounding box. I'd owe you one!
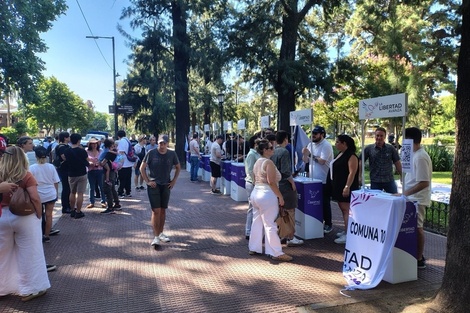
[0,130,180,302]
[0,124,431,301]
[197,125,431,267]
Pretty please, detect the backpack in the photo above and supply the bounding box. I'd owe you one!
[125,138,138,162]
[112,154,125,171]
[53,144,69,168]
[136,145,146,160]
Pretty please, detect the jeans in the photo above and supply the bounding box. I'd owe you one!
[57,168,70,211]
[190,156,199,181]
[371,181,398,194]
[103,171,119,208]
[245,181,254,236]
[88,169,105,204]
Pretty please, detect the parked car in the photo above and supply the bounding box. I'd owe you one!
[32,138,43,147]
[81,133,107,147]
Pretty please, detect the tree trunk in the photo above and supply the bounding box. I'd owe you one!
[433,1,470,312]
[172,1,190,167]
[276,8,298,132]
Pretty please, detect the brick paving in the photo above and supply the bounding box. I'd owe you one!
[0,170,445,313]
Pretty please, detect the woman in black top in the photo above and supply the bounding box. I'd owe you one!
[328,134,359,244]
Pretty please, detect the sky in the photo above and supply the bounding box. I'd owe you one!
[39,0,138,114]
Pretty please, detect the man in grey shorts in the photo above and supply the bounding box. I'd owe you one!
[140,135,181,248]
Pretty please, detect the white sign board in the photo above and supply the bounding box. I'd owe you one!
[401,139,414,173]
[359,93,407,120]
[260,115,270,129]
[225,121,232,131]
[212,122,218,131]
[290,109,313,126]
[204,124,210,132]
[237,119,246,130]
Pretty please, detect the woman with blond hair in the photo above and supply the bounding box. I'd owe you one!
[0,146,50,301]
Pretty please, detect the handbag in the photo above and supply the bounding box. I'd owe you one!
[276,206,295,239]
[9,180,35,216]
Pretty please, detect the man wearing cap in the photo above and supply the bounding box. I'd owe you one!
[209,135,224,194]
[360,127,402,193]
[140,135,181,248]
[302,126,334,234]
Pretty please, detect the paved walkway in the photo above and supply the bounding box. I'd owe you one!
[1,170,445,313]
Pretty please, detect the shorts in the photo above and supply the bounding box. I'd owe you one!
[148,183,171,209]
[417,204,426,228]
[210,161,221,178]
[42,199,57,205]
[69,175,87,194]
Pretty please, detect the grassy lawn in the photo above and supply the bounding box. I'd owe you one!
[431,172,452,185]
[363,171,452,185]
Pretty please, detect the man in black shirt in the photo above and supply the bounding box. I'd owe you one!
[64,133,89,219]
[56,132,71,214]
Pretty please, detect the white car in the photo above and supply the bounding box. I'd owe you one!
[81,133,107,147]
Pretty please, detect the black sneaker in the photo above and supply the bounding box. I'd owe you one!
[42,236,50,243]
[70,209,76,218]
[49,229,60,236]
[113,204,122,211]
[139,186,146,190]
[62,208,71,214]
[100,209,115,214]
[46,264,57,272]
[74,211,85,219]
[418,256,426,269]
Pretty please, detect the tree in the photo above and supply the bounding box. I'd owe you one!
[26,76,93,134]
[0,0,67,102]
[432,1,470,312]
[229,0,334,132]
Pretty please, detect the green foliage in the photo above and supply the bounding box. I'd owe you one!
[0,127,17,144]
[25,76,93,135]
[0,0,67,102]
[432,136,456,145]
[425,144,453,172]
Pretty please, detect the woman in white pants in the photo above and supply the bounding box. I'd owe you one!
[0,145,50,301]
[248,139,292,262]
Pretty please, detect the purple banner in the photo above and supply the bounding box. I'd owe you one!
[394,201,417,256]
[231,163,246,188]
[295,181,323,221]
[222,161,232,181]
[186,151,190,163]
[202,155,211,171]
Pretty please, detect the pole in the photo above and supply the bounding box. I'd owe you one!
[112,37,118,138]
[219,101,224,135]
[86,35,119,138]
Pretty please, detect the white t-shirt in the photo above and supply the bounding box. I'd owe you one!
[210,142,222,165]
[29,163,60,203]
[405,147,432,206]
[189,139,200,157]
[117,137,135,168]
[306,139,334,184]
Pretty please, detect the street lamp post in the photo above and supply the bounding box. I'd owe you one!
[86,36,118,138]
[218,93,225,135]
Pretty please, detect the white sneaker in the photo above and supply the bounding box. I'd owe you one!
[287,237,304,247]
[151,236,160,246]
[336,231,346,238]
[334,234,347,244]
[159,233,170,242]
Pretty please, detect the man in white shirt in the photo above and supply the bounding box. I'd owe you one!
[302,126,334,234]
[189,133,201,182]
[400,127,432,269]
[117,130,136,198]
[209,135,224,194]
